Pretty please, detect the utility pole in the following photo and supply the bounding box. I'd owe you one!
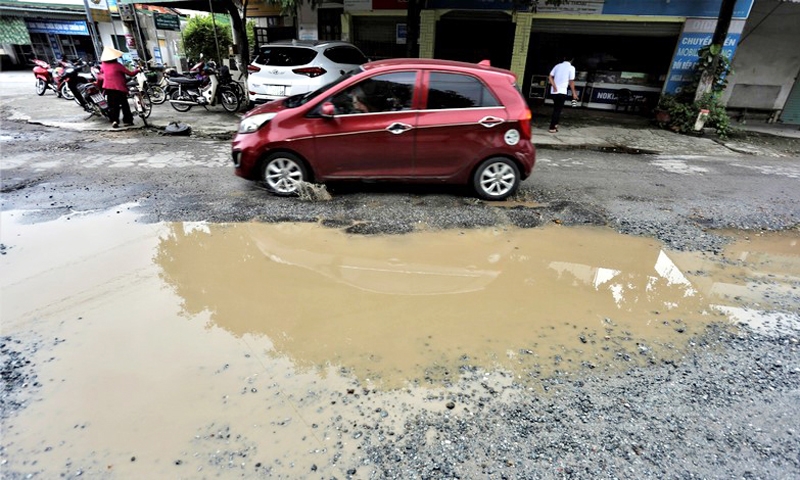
[80,0,103,61]
[694,0,737,101]
[405,0,421,58]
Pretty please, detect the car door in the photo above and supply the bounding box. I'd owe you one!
[311,71,419,179]
[414,71,508,179]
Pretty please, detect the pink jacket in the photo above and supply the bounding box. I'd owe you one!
[99,61,138,92]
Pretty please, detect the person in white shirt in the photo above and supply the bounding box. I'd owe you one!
[548,56,579,133]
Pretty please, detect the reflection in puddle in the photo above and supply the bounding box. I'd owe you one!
[1,209,798,478]
[154,222,798,387]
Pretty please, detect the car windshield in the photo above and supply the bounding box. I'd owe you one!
[282,68,363,108]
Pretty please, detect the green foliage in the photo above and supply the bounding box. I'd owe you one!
[691,44,733,96]
[656,93,732,139]
[182,14,233,64]
[246,20,255,50]
[655,42,734,139]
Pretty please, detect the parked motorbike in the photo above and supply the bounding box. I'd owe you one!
[76,72,111,121]
[58,59,94,105]
[32,59,64,96]
[133,59,166,105]
[158,58,209,105]
[168,61,240,112]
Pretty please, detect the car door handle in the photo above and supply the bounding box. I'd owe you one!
[478,116,505,128]
[386,122,413,135]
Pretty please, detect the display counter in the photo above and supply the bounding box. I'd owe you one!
[531,71,663,111]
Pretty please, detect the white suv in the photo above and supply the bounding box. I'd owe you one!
[247,40,368,106]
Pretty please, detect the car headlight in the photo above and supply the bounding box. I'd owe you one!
[238,113,277,134]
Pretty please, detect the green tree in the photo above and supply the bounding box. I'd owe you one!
[182,14,233,64]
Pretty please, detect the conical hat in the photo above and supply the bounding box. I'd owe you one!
[100,46,123,62]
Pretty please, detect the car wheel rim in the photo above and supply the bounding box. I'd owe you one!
[265,158,303,194]
[479,162,516,197]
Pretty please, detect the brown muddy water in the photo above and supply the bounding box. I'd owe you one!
[1,207,798,478]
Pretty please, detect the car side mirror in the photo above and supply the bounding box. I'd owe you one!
[320,102,335,118]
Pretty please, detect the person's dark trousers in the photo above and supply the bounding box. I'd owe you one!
[68,78,86,108]
[549,93,568,130]
[106,89,133,125]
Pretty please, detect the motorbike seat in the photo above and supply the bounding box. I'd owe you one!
[170,77,203,87]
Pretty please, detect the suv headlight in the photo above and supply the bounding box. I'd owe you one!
[238,112,277,134]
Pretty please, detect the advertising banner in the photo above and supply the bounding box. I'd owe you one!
[427,0,516,9]
[601,0,753,19]
[26,20,89,36]
[663,18,745,95]
[535,0,604,15]
[154,13,181,31]
[344,0,371,11]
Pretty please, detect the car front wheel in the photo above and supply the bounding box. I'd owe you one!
[472,157,520,201]
[260,152,308,196]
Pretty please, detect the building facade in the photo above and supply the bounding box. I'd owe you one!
[0,0,184,69]
[721,0,800,124]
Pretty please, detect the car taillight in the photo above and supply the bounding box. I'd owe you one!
[292,67,327,78]
[519,108,532,139]
[247,65,261,73]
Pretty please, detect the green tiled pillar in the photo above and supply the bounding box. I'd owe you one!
[510,12,533,84]
[419,10,436,59]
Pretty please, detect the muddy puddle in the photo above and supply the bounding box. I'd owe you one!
[1,207,798,478]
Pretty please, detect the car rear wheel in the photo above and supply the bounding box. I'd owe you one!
[472,157,520,201]
[260,152,308,196]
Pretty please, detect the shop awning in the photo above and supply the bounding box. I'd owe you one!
[0,16,32,45]
[118,0,232,12]
[117,0,283,16]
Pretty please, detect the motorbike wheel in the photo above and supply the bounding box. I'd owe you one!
[170,91,193,112]
[35,79,46,96]
[147,85,166,105]
[220,88,240,113]
[60,83,74,100]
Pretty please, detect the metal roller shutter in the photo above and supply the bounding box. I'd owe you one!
[531,19,682,37]
[780,78,800,125]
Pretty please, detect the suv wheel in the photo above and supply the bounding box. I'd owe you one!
[472,157,520,201]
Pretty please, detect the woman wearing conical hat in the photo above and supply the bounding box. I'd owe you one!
[98,46,139,128]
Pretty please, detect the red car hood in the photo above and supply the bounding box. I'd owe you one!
[246,99,290,118]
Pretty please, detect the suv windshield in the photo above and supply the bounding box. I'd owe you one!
[254,47,317,66]
[284,68,363,108]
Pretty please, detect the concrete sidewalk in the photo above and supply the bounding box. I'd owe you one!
[530,104,798,157]
[2,70,798,157]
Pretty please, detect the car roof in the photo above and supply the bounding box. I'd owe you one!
[260,40,358,49]
[362,58,516,80]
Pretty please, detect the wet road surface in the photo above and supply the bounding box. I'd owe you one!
[1,207,798,478]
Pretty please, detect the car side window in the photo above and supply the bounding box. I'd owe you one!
[323,46,368,66]
[426,72,500,110]
[329,72,417,115]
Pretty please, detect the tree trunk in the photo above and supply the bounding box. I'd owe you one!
[222,0,249,72]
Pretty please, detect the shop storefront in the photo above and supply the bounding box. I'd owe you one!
[426,0,515,69]
[0,1,91,67]
[515,0,754,111]
[25,18,94,62]
[344,0,408,60]
[524,18,682,111]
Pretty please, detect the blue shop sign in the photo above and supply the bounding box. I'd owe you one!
[428,0,516,9]
[663,32,739,94]
[26,20,89,36]
[602,0,753,19]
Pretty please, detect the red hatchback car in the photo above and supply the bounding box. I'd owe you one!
[232,58,535,200]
